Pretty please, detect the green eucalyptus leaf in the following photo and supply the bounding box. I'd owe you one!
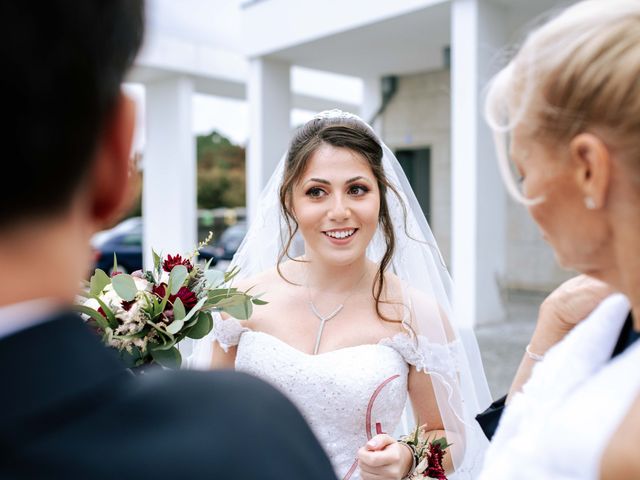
[219,296,253,320]
[183,315,200,329]
[206,287,238,305]
[181,297,207,323]
[169,265,188,295]
[204,269,225,288]
[111,274,137,302]
[166,319,184,335]
[158,284,172,312]
[149,337,176,350]
[173,297,186,321]
[92,296,118,328]
[186,311,213,339]
[151,296,164,317]
[73,305,110,329]
[119,347,145,368]
[145,320,174,343]
[223,265,240,283]
[89,269,111,297]
[152,249,162,273]
[150,345,181,369]
[251,298,268,306]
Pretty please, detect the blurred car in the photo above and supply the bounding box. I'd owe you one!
[212,222,248,263]
[91,217,216,275]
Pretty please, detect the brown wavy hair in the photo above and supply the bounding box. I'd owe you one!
[277,116,405,323]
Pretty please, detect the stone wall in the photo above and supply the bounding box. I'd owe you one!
[380,69,573,292]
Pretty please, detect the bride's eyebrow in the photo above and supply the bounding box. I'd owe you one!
[303,178,330,186]
[346,176,372,184]
[302,176,373,186]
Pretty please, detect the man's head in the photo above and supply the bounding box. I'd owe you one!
[1,1,144,228]
[0,1,144,305]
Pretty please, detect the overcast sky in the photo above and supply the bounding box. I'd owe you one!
[125,69,362,149]
[127,0,364,149]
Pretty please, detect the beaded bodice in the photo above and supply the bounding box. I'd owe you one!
[213,315,419,480]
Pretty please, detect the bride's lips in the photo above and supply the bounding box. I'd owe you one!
[322,228,359,245]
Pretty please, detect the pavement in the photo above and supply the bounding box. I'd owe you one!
[474,290,549,398]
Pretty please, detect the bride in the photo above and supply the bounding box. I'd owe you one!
[186,110,490,479]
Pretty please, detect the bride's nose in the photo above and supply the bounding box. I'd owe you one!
[327,194,351,221]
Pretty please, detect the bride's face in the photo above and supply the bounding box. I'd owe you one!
[291,143,380,266]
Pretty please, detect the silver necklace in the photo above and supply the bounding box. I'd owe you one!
[306,268,367,355]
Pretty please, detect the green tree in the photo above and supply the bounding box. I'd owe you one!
[196,130,246,209]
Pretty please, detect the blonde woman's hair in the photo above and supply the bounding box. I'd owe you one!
[485,0,640,203]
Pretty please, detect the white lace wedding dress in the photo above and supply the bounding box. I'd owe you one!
[209,312,470,480]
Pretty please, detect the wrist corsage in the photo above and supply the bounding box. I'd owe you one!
[400,425,451,480]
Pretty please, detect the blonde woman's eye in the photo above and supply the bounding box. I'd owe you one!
[306,187,326,198]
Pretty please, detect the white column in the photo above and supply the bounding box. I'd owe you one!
[142,75,197,269]
[361,76,382,133]
[247,57,291,223]
[451,0,507,327]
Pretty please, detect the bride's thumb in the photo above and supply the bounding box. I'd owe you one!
[366,434,394,451]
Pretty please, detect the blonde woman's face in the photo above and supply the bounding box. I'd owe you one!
[511,130,610,273]
[291,144,380,266]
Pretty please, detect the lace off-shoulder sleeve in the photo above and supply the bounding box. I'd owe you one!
[380,333,463,382]
[212,312,249,352]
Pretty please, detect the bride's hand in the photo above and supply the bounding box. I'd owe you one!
[357,434,413,480]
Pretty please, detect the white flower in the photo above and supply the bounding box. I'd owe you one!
[159,271,170,285]
[100,284,123,310]
[133,277,151,292]
[82,297,101,311]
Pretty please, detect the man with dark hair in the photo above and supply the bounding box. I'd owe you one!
[0,2,336,478]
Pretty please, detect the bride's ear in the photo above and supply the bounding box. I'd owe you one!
[87,92,136,228]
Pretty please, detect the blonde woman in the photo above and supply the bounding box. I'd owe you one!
[478,1,640,478]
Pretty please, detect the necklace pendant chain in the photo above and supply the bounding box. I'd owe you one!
[309,302,344,323]
[309,302,344,355]
[305,266,367,355]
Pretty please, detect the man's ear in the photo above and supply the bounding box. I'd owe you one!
[570,132,611,209]
[88,92,136,227]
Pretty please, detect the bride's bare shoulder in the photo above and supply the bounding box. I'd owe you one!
[230,259,303,294]
[382,270,452,338]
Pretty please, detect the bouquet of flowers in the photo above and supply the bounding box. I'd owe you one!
[403,424,451,480]
[76,239,262,369]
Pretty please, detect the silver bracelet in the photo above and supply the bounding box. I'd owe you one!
[525,344,545,361]
[398,440,418,479]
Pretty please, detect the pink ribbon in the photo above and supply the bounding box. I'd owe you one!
[342,374,401,480]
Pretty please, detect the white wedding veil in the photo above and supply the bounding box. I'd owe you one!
[186,109,491,477]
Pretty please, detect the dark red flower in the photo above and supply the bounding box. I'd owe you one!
[424,443,447,479]
[121,300,135,311]
[162,254,193,273]
[152,283,197,311]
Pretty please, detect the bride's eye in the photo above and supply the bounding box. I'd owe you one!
[348,184,369,196]
[306,187,327,198]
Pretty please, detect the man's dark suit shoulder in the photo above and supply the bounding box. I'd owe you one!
[0,314,336,479]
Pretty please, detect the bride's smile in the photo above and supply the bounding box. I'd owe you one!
[323,227,358,242]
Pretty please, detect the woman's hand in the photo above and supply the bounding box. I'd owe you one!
[357,434,413,480]
[530,274,615,353]
[508,274,615,399]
